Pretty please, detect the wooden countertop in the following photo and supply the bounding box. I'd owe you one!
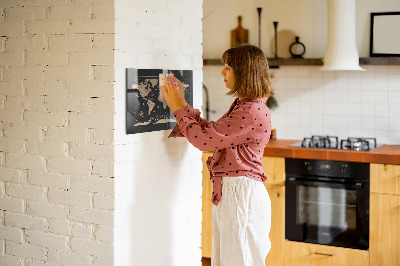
[263,139,400,165]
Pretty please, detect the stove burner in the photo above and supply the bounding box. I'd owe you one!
[340,137,377,151]
[295,136,378,151]
[301,135,339,149]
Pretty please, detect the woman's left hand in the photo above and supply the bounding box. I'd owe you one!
[160,78,184,113]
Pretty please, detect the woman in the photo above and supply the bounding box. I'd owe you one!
[161,44,273,266]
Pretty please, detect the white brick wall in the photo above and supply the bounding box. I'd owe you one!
[0,0,115,265]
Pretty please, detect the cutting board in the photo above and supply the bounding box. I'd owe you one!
[231,16,249,48]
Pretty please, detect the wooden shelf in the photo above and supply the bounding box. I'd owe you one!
[359,57,400,65]
[203,57,400,67]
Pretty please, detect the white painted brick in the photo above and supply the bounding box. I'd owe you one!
[79,98,115,114]
[27,200,69,219]
[4,125,43,141]
[27,20,69,35]
[5,212,48,231]
[93,194,113,210]
[94,225,112,243]
[6,241,46,261]
[0,197,24,212]
[69,81,114,98]
[48,188,91,208]
[24,111,68,127]
[44,66,91,82]
[92,34,114,51]
[93,65,114,82]
[22,0,69,6]
[48,219,71,236]
[49,35,93,52]
[26,229,68,251]
[71,222,92,239]
[4,6,46,22]
[0,255,23,266]
[92,3,114,20]
[6,183,46,201]
[92,160,113,177]
[46,127,88,144]
[0,138,25,154]
[28,171,69,189]
[0,22,24,36]
[26,141,67,157]
[90,128,113,146]
[3,66,44,81]
[70,175,113,194]
[70,237,113,257]
[5,36,47,52]
[24,259,48,266]
[47,250,91,266]
[48,4,91,20]
[0,52,24,66]
[70,144,113,161]
[47,158,92,176]
[0,226,23,243]
[43,96,82,112]
[4,96,46,111]
[69,112,114,129]
[0,81,24,96]
[93,253,113,266]
[0,37,5,52]
[69,207,113,226]
[69,50,113,66]
[0,153,5,166]
[25,80,68,97]
[26,51,68,66]
[69,19,114,34]
[6,153,46,171]
[0,110,23,124]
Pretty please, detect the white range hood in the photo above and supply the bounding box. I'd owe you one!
[320,0,365,71]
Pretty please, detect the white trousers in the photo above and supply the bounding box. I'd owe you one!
[212,176,271,266]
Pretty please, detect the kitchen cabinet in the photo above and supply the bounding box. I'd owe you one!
[261,156,285,266]
[201,153,286,266]
[370,163,400,266]
[202,152,213,258]
[284,241,369,266]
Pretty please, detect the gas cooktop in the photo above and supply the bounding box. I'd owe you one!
[289,135,382,151]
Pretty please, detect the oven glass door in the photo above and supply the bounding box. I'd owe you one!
[286,179,369,250]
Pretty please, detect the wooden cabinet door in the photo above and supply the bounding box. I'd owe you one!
[202,152,213,258]
[264,184,284,266]
[284,241,369,266]
[370,163,400,195]
[262,156,285,186]
[370,193,400,266]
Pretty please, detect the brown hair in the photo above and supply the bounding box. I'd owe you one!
[221,44,273,99]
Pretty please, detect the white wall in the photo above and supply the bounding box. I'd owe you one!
[113,0,203,265]
[0,0,115,265]
[203,0,400,58]
[203,0,400,145]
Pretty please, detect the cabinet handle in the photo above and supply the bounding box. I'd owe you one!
[314,252,335,257]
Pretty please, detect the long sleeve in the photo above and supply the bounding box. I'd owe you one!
[172,105,257,152]
[168,104,210,138]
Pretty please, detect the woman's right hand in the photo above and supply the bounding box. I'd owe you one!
[167,76,187,108]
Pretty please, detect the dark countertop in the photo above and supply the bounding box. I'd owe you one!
[263,139,400,165]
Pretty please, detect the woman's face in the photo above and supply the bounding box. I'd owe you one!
[220,64,235,89]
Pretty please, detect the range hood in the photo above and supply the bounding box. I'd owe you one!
[320,0,365,71]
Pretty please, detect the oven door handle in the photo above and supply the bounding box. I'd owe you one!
[287,177,364,189]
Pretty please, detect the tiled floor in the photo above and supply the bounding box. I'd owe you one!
[202,257,211,266]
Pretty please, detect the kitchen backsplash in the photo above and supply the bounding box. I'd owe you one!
[203,65,400,144]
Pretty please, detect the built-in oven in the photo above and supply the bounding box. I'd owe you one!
[285,158,370,250]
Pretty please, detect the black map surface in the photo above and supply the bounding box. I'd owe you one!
[126,68,193,134]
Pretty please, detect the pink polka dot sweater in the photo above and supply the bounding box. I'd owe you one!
[169,97,271,206]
